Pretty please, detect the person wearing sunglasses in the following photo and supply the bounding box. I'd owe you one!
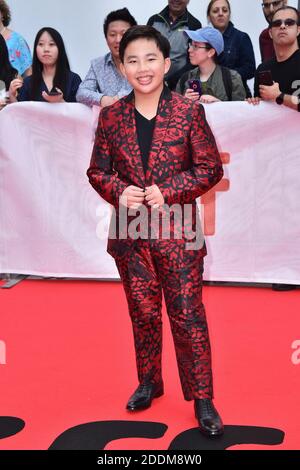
[252,6,300,113]
[249,6,300,292]
[259,0,290,62]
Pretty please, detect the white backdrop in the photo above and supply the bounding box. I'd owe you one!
[8,0,298,81]
[0,101,299,283]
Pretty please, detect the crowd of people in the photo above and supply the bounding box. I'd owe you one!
[1,0,299,112]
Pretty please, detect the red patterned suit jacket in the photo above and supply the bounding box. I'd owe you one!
[87,87,223,260]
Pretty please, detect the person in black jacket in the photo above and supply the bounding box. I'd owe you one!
[251,7,300,113]
[147,1,202,89]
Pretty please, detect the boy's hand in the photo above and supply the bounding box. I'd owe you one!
[145,185,164,209]
[120,185,145,209]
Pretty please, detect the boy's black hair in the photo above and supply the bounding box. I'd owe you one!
[119,25,171,63]
[103,8,137,38]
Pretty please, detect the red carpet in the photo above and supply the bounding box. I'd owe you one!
[0,280,299,450]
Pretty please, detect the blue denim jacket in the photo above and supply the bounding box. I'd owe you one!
[218,22,256,83]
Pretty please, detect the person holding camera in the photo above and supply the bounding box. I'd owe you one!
[9,27,81,103]
[176,27,245,103]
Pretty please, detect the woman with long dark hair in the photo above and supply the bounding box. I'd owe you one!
[9,27,81,103]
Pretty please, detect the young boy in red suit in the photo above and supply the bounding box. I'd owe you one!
[87,25,224,437]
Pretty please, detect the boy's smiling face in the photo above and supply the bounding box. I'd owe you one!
[121,38,171,96]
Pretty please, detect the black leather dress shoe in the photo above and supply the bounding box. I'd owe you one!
[126,382,164,411]
[194,399,224,437]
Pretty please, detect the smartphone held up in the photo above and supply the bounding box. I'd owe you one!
[188,79,202,95]
[47,88,63,97]
[258,70,273,86]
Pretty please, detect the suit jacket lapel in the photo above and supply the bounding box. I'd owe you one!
[121,87,173,186]
[121,92,145,188]
[145,87,173,183]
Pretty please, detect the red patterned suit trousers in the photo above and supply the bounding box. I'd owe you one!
[115,240,213,401]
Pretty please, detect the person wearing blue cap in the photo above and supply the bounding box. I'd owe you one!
[176,26,246,103]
